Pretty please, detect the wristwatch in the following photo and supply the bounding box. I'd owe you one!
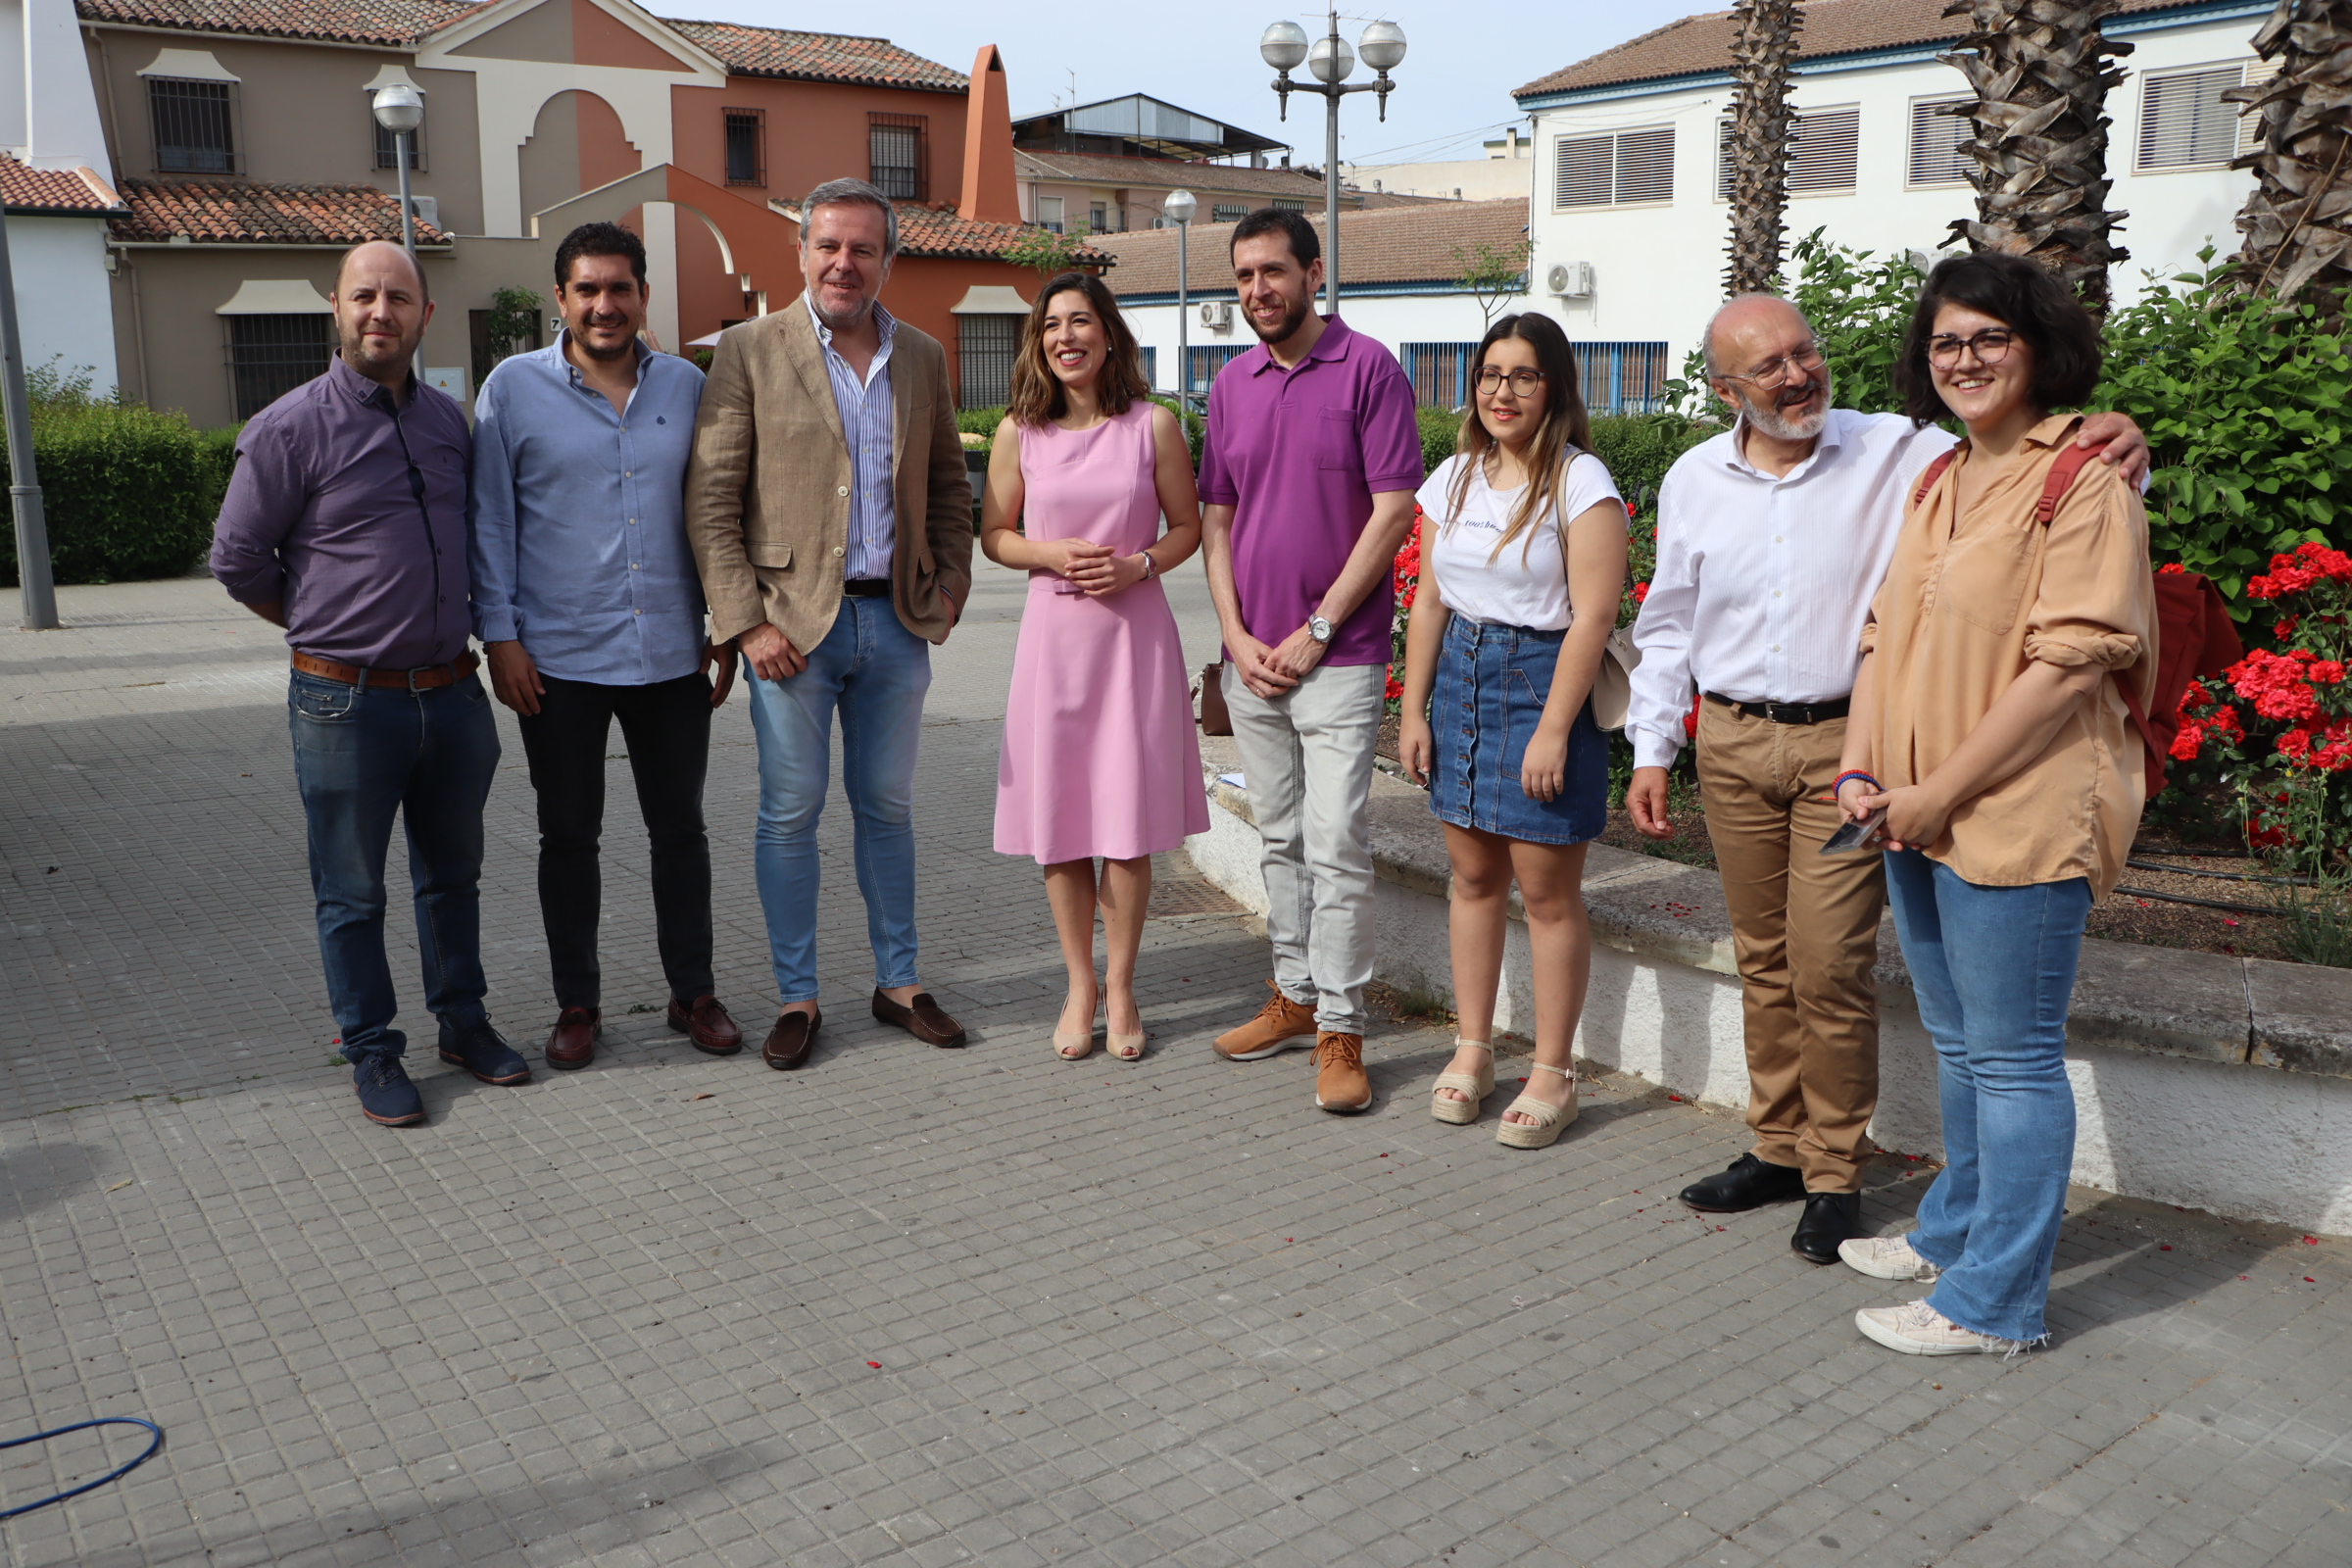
[1138,551,1158,580]
[1307,614,1335,644]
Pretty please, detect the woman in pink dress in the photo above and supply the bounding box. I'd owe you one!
[982,271,1207,1061]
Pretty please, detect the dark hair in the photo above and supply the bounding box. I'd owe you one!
[1229,207,1320,268]
[555,220,647,289]
[1007,271,1152,427]
[1447,313,1595,564]
[1895,252,2102,423]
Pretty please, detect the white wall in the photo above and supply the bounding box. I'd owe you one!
[1121,288,1520,398]
[1524,13,2266,368]
[11,217,116,396]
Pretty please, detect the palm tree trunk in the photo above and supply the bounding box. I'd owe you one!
[1939,0,2132,314]
[1723,0,1804,297]
[2227,0,2352,326]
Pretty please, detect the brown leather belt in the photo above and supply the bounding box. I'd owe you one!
[293,650,480,690]
[1704,690,1850,725]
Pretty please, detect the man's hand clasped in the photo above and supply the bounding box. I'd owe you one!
[738,620,806,682]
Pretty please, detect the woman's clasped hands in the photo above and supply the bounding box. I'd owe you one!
[1038,536,1148,597]
[1835,774,1952,854]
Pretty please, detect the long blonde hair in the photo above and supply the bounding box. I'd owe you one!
[1445,313,1593,564]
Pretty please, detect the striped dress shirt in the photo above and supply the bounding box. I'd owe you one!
[807,294,899,580]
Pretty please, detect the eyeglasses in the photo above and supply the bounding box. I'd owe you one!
[1927,329,2016,368]
[1475,367,1545,396]
[1718,346,1826,390]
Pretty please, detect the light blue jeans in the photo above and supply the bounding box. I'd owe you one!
[1883,849,2092,1344]
[745,597,932,1004]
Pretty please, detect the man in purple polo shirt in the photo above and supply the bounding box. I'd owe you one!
[1199,208,1423,1114]
[212,239,526,1129]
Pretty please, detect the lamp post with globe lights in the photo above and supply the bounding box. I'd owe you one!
[369,82,423,262]
[1260,11,1405,316]
[1163,188,1197,409]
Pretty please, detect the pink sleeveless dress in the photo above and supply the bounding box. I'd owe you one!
[995,403,1209,863]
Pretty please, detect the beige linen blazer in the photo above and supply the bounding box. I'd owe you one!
[685,302,974,652]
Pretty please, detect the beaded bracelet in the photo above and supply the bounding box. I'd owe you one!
[1833,770,1881,796]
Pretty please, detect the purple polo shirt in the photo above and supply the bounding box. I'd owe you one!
[211,354,473,670]
[1196,315,1422,666]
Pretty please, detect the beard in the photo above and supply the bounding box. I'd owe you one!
[1248,291,1313,347]
[571,318,637,361]
[338,321,416,380]
[1738,366,1835,442]
[809,292,873,334]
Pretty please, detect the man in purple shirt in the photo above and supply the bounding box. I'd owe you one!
[212,239,526,1129]
[1199,209,1423,1114]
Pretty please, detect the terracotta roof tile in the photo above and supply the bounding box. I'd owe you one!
[889,204,1113,265]
[111,177,453,245]
[74,0,487,48]
[1013,150,1334,201]
[1515,0,2204,98]
[1,159,123,215]
[664,20,965,89]
[1097,198,1527,296]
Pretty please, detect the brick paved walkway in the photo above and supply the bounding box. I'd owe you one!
[1,574,2346,1568]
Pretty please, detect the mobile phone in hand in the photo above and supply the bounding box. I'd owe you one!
[1820,807,1888,855]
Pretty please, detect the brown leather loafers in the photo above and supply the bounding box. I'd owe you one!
[762,1007,820,1070]
[667,994,743,1055]
[545,1005,600,1070]
[871,989,966,1048]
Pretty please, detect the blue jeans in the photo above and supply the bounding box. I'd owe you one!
[745,597,931,1004]
[1883,850,2092,1343]
[287,670,502,1061]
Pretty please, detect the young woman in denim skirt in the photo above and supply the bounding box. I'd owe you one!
[1397,315,1630,1148]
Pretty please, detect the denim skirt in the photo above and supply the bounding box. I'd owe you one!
[1429,615,1609,845]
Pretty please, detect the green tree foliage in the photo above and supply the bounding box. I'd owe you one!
[1453,239,1533,328]
[1783,229,1925,416]
[1003,225,1093,279]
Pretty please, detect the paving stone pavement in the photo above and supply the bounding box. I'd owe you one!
[2,572,2347,1568]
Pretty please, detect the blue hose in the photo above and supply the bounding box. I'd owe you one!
[0,1418,165,1521]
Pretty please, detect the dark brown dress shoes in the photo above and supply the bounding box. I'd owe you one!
[871,989,966,1048]
[545,1005,600,1070]
[667,994,743,1055]
[762,1007,820,1070]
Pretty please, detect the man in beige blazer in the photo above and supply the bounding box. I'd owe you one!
[686,176,974,1071]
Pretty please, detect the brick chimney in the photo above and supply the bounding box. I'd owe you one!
[957,45,1019,224]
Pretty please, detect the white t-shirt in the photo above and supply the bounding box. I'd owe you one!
[1415,451,1624,631]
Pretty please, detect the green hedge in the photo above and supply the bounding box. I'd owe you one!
[0,390,235,586]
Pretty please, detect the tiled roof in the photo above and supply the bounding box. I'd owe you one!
[74,0,487,47]
[1515,0,2207,98]
[890,205,1114,265]
[1,159,124,215]
[664,20,965,89]
[1097,197,1528,297]
[111,178,453,245]
[1014,150,1333,200]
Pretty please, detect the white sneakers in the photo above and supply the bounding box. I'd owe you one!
[1853,1298,2008,1356]
[1838,1233,1941,1282]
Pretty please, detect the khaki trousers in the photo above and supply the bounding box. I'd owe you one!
[1695,700,1886,1193]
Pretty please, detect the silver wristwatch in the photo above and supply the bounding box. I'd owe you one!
[1138,551,1157,580]
[1307,614,1335,644]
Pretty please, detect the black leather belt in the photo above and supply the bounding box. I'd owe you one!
[843,577,891,598]
[1705,691,1850,725]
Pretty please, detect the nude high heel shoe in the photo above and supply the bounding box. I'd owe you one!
[1430,1038,1494,1124]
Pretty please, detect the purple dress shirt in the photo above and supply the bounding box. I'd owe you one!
[211,354,473,670]
[1195,316,1424,667]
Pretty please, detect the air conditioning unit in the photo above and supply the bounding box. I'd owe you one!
[1546,261,1594,299]
[1200,300,1234,330]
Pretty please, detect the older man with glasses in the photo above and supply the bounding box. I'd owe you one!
[1624,293,2148,1264]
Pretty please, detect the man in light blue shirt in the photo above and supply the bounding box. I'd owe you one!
[469,220,743,1071]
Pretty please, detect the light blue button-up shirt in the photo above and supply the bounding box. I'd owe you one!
[807,293,899,580]
[467,333,707,685]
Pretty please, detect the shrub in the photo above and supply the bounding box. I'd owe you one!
[1415,405,1459,475]
[956,404,1006,437]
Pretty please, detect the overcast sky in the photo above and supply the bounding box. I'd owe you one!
[675,2,1714,168]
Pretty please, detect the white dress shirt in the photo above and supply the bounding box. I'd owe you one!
[1626,408,1957,770]
[806,293,899,581]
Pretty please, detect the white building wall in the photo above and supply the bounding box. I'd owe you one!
[1523,11,2267,369]
[1120,290,1524,400]
[10,217,116,394]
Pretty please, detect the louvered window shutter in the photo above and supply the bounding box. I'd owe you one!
[1786,107,1858,192]
[2137,66,2242,169]
[1555,136,1613,207]
[1614,127,1675,205]
[2238,58,2279,155]
[1909,97,1973,186]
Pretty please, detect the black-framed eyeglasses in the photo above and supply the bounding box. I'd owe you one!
[1719,345,1826,390]
[1475,367,1545,396]
[1927,329,2016,368]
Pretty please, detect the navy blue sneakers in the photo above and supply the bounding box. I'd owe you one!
[352,1053,425,1126]
[438,1020,532,1086]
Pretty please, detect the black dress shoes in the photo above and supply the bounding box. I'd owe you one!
[1790,1192,1861,1264]
[1679,1152,1807,1212]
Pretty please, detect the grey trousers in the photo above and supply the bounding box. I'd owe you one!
[1221,660,1386,1034]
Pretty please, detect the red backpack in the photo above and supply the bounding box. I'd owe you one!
[1911,438,2241,796]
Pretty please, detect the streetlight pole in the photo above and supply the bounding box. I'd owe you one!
[1164,189,1197,410]
[0,201,58,629]
[370,83,423,264]
[1260,12,1405,318]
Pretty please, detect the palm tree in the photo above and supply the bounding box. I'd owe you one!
[1939,0,2133,314]
[2227,0,2352,325]
[1722,0,1804,296]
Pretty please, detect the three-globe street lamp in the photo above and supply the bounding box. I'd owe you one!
[1163,188,1198,409]
[370,83,424,262]
[1260,11,1405,317]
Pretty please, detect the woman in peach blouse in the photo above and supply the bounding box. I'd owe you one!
[1833,253,2156,1357]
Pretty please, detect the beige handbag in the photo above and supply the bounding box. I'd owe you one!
[1548,447,1642,731]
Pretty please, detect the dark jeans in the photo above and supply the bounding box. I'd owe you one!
[288,669,502,1062]
[517,671,714,1011]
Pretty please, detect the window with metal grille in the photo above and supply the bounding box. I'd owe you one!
[1400,343,1479,409]
[1188,343,1248,395]
[227,315,332,418]
[372,98,425,172]
[1091,201,1109,232]
[1909,96,1973,187]
[1569,342,1671,414]
[724,109,764,185]
[1715,107,1858,197]
[1554,126,1673,209]
[2138,64,2244,170]
[957,314,1020,408]
[151,77,236,173]
[869,113,927,201]
[1212,202,1250,222]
